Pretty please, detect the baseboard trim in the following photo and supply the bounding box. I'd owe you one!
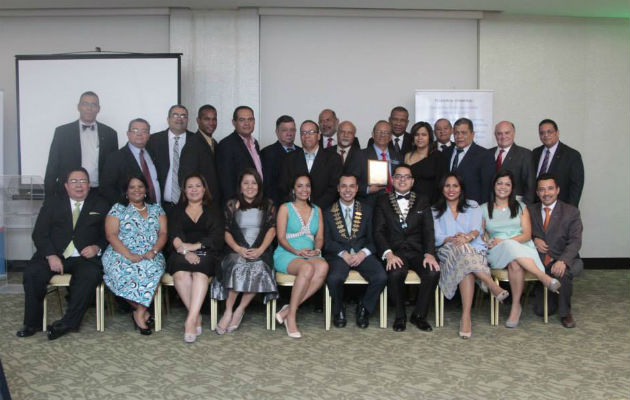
[582,258,630,269]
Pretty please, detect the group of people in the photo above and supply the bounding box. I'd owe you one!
[16,90,584,342]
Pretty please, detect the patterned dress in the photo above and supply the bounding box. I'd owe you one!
[273,202,321,274]
[102,203,166,307]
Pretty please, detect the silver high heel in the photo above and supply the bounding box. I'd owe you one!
[547,278,562,294]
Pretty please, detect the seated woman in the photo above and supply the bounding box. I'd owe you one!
[168,173,224,343]
[433,173,509,339]
[482,170,561,328]
[211,168,278,335]
[273,174,328,338]
[103,175,167,335]
[404,121,446,204]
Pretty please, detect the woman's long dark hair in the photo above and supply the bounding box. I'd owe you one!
[178,172,213,207]
[410,121,436,153]
[432,173,469,218]
[290,173,312,207]
[121,174,152,206]
[237,168,264,210]
[488,170,520,219]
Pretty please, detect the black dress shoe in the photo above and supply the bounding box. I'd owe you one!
[16,325,39,338]
[46,322,70,340]
[356,304,369,329]
[409,313,433,332]
[333,310,347,328]
[392,317,406,332]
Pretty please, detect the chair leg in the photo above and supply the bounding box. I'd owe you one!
[543,287,548,324]
[490,290,495,326]
[440,289,444,327]
[210,298,217,331]
[154,284,162,332]
[42,293,48,331]
[96,284,101,332]
[266,301,270,330]
[382,286,388,328]
[379,290,386,328]
[325,285,331,331]
[434,287,439,328]
[100,283,105,331]
[271,299,276,331]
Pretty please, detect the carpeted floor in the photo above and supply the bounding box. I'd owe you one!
[0,269,629,399]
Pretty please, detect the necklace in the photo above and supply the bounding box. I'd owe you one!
[132,204,147,212]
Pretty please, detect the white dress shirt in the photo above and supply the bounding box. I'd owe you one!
[163,130,187,202]
[67,198,84,257]
[79,120,100,187]
[337,200,371,258]
[537,142,559,175]
[449,143,471,170]
[304,146,319,172]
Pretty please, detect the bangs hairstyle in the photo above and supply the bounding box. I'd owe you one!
[237,168,264,210]
[488,170,520,219]
[432,173,469,218]
[121,174,152,206]
[178,172,213,206]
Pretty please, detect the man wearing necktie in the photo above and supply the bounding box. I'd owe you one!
[434,118,454,152]
[528,173,583,328]
[261,115,301,205]
[44,91,118,197]
[323,174,387,328]
[318,108,339,148]
[366,106,413,156]
[17,168,109,340]
[362,120,403,207]
[373,164,440,332]
[188,104,222,205]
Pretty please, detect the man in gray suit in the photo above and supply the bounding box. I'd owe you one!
[491,121,536,203]
[528,173,583,328]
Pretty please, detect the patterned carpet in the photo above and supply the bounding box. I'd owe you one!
[0,269,629,400]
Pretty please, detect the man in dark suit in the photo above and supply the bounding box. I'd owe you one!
[491,121,536,203]
[363,120,403,206]
[326,121,365,191]
[17,168,109,340]
[44,91,118,197]
[367,106,413,156]
[373,164,440,332]
[279,120,342,210]
[217,106,264,203]
[261,115,300,205]
[443,118,494,204]
[529,173,583,328]
[100,118,161,205]
[323,174,387,328]
[434,118,454,152]
[146,105,197,213]
[533,119,584,207]
[318,109,360,149]
[190,104,222,204]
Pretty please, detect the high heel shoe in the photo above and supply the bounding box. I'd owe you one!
[227,312,244,333]
[496,290,510,304]
[184,333,197,343]
[196,316,202,336]
[505,307,522,328]
[215,314,231,336]
[547,278,562,294]
[276,304,290,325]
[131,313,152,335]
[458,331,472,339]
[284,322,302,339]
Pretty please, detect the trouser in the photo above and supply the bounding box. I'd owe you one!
[386,255,440,319]
[534,263,573,318]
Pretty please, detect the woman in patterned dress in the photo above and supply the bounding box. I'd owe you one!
[432,173,508,338]
[273,174,328,338]
[103,175,167,335]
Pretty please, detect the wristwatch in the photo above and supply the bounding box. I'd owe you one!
[181,249,187,255]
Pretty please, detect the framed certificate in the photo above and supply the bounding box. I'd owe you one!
[368,159,389,186]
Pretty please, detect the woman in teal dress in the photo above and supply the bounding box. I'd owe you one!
[482,171,560,328]
[103,176,167,335]
[273,174,328,338]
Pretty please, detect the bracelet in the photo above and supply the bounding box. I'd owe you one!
[152,249,158,255]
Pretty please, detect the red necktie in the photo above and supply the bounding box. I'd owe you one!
[381,152,393,193]
[327,137,333,148]
[340,149,346,163]
[140,149,157,203]
[543,207,552,265]
[496,149,504,171]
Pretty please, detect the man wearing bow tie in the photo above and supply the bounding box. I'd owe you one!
[44,91,119,197]
[374,164,440,332]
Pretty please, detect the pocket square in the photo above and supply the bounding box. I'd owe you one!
[89,211,101,215]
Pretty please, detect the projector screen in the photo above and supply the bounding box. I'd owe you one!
[16,54,180,177]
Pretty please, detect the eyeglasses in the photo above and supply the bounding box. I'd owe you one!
[129,128,149,134]
[300,130,319,136]
[373,131,391,137]
[68,179,89,184]
[170,113,188,119]
[393,174,412,180]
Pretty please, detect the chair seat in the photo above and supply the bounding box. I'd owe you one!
[49,274,72,285]
[491,269,538,281]
[275,272,296,286]
[404,270,421,284]
[345,270,368,284]
[490,268,548,325]
[160,272,212,286]
[44,274,103,332]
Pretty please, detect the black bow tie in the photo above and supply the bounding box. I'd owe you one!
[396,194,410,200]
[82,124,95,131]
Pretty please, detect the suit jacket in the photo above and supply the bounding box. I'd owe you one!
[100,144,149,205]
[261,141,301,205]
[31,191,109,260]
[44,120,119,196]
[278,146,343,210]
[528,201,583,276]
[443,142,494,204]
[367,132,412,156]
[491,144,536,204]
[186,132,222,205]
[216,131,262,204]
[373,192,435,261]
[326,145,368,194]
[323,200,376,260]
[532,141,584,207]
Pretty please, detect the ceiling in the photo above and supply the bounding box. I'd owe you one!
[0,0,628,18]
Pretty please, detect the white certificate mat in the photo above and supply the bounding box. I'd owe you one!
[368,159,389,186]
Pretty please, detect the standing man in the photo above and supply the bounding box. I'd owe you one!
[434,118,454,152]
[533,119,584,207]
[319,108,360,149]
[328,121,366,193]
[443,118,494,204]
[373,164,440,332]
[44,91,118,197]
[147,105,197,214]
[189,104,221,204]
[261,115,300,205]
[363,120,402,206]
[101,118,161,205]
[529,173,583,328]
[217,106,264,203]
[323,174,387,328]
[17,168,109,340]
[491,121,536,203]
[367,106,413,156]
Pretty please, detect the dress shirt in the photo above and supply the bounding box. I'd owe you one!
[432,200,486,253]
[449,143,471,170]
[495,145,512,160]
[79,120,100,187]
[304,146,319,172]
[337,145,351,163]
[199,130,215,153]
[337,200,371,258]
[67,198,85,257]
[438,142,452,152]
[128,143,162,203]
[240,134,264,179]
[323,135,337,148]
[283,144,296,153]
[163,130,187,203]
[537,141,559,175]
[392,135,403,152]
[540,200,558,222]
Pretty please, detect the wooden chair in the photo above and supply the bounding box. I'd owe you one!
[268,272,326,331]
[324,270,387,330]
[43,274,104,332]
[381,270,443,328]
[490,269,547,325]
[154,273,217,332]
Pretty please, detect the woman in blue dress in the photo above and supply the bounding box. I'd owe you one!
[482,170,561,328]
[103,176,167,335]
[273,174,328,338]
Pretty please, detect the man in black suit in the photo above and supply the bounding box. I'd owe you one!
[100,118,161,205]
[318,108,360,149]
[323,174,387,328]
[261,115,300,205]
[363,120,403,206]
[327,121,365,191]
[146,105,197,213]
[217,106,264,203]
[374,163,440,332]
[529,173,583,328]
[533,119,584,207]
[367,106,413,156]
[17,168,109,340]
[190,104,222,204]
[491,121,536,203]
[279,120,342,210]
[443,118,494,204]
[44,91,118,197]
[434,118,454,152]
